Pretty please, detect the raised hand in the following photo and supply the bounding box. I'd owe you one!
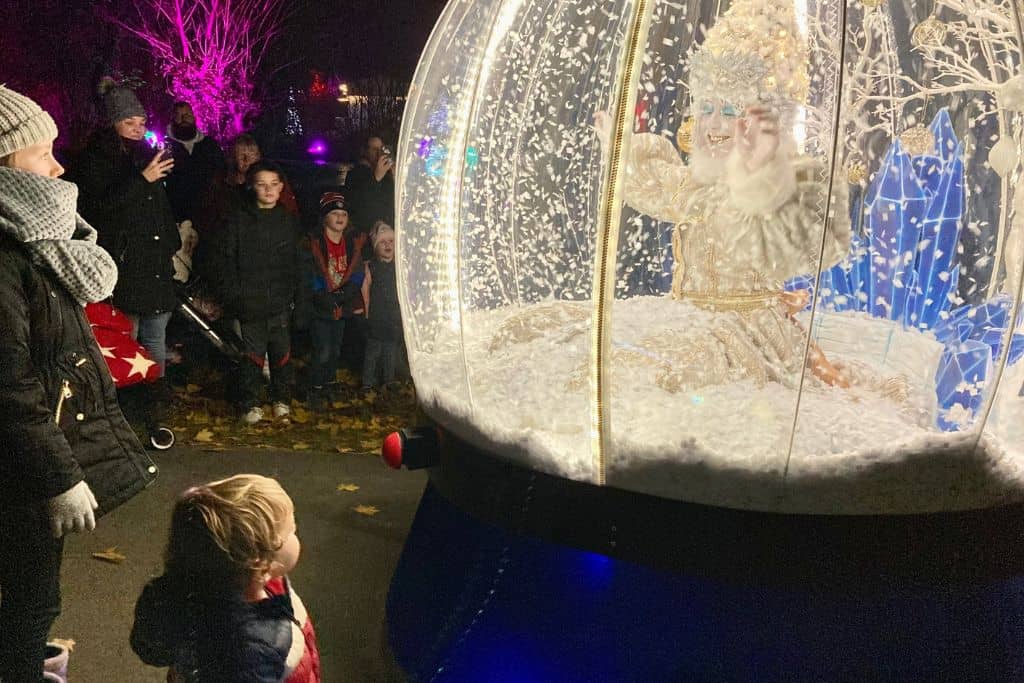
[736,106,780,173]
[142,150,175,183]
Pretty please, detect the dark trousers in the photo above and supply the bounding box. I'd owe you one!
[362,337,399,388]
[237,311,292,408]
[309,317,346,388]
[0,502,64,682]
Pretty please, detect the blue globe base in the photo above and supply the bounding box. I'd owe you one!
[387,478,1024,682]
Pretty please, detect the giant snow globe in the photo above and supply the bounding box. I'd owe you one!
[385,0,1024,678]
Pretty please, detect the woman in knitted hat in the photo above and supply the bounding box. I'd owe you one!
[0,85,158,681]
[67,83,182,442]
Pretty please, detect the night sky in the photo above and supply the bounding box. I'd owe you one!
[271,0,449,81]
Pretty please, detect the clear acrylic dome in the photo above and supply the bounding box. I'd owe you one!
[396,0,1024,513]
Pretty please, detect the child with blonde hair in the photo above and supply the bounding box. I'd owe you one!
[131,474,320,682]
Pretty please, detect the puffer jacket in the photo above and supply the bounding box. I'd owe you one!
[218,203,300,323]
[0,234,157,510]
[69,128,181,315]
[131,573,303,682]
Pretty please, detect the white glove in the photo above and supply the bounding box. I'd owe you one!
[47,480,99,538]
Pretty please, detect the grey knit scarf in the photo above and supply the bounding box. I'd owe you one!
[0,166,117,304]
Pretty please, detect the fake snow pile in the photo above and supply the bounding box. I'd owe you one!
[413,298,1024,514]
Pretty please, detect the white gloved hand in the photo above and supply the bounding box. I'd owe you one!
[47,480,99,538]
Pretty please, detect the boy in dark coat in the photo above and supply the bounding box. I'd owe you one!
[219,161,301,423]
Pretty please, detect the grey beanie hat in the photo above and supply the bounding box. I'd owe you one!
[0,85,59,157]
[102,86,146,126]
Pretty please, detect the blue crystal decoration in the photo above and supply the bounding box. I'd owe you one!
[785,109,1024,430]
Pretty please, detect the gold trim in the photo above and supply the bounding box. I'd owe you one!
[593,0,652,486]
[682,290,780,313]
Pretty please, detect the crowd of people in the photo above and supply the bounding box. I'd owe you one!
[69,84,405,430]
[0,83,404,682]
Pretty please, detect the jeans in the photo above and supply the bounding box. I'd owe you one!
[0,502,64,682]
[128,310,173,377]
[237,312,292,408]
[362,337,398,388]
[310,317,346,389]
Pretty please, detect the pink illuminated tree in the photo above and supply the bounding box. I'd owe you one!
[106,0,290,140]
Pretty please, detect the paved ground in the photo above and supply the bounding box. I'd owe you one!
[52,445,426,682]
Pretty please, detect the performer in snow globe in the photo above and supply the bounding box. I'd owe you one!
[596,0,858,393]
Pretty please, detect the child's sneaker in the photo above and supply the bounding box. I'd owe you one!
[241,406,264,424]
[272,402,291,419]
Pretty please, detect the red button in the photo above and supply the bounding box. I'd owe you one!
[382,431,403,469]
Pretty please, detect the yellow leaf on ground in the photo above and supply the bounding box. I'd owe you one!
[50,638,76,652]
[331,401,348,409]
[92,547,127,564]
[194,428,215,443]
[360,440,381,451]
[186,384,202,393]
[336,483,360,492]
[336,446,354,454]
[292,442,311,450]
[291,407,311,424]
[354,505,380,516]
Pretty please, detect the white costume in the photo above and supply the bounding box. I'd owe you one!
[613,0,851,391]
[620,134,850,389]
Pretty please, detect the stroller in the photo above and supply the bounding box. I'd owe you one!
[85,293,245,450]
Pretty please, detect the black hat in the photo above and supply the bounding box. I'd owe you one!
[319,191,347,217]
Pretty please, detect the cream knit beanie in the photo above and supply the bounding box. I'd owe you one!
[0,85,59,158]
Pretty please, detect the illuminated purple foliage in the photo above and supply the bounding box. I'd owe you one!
[108,0,289,141]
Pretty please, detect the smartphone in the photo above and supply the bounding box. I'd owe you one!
[382,145,393,159]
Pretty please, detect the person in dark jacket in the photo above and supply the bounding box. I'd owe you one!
[131,475,320,682]
[68,85,182,376]
[0,85,158,682]
[164,101,225,224]
[360,222,402,389]
[219,161,300,423]
[344,134,394,232]
[298,192,367,410]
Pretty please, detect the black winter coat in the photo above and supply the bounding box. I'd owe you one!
[164,134,226,223]
[343,164,394,232]
[70,129,181,315]
[0,235,157,510]
[219,203,300,322]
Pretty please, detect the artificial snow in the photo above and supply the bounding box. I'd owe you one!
[413,297,1024,514]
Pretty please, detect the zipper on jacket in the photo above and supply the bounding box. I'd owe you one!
[54,379,73,424]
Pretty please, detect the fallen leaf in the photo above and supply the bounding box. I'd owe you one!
[50,638,76,652]
[186,383,203,393]
[92,547,127,564]
[336,483,360,492]
[354,505,380,516]
[193,429,215,443]
[336,446,354,454]
[360,439,381,451]
[292,442,311,450]
[291,407,311,424]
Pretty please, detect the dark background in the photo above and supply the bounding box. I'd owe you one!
[0,0,448,159]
